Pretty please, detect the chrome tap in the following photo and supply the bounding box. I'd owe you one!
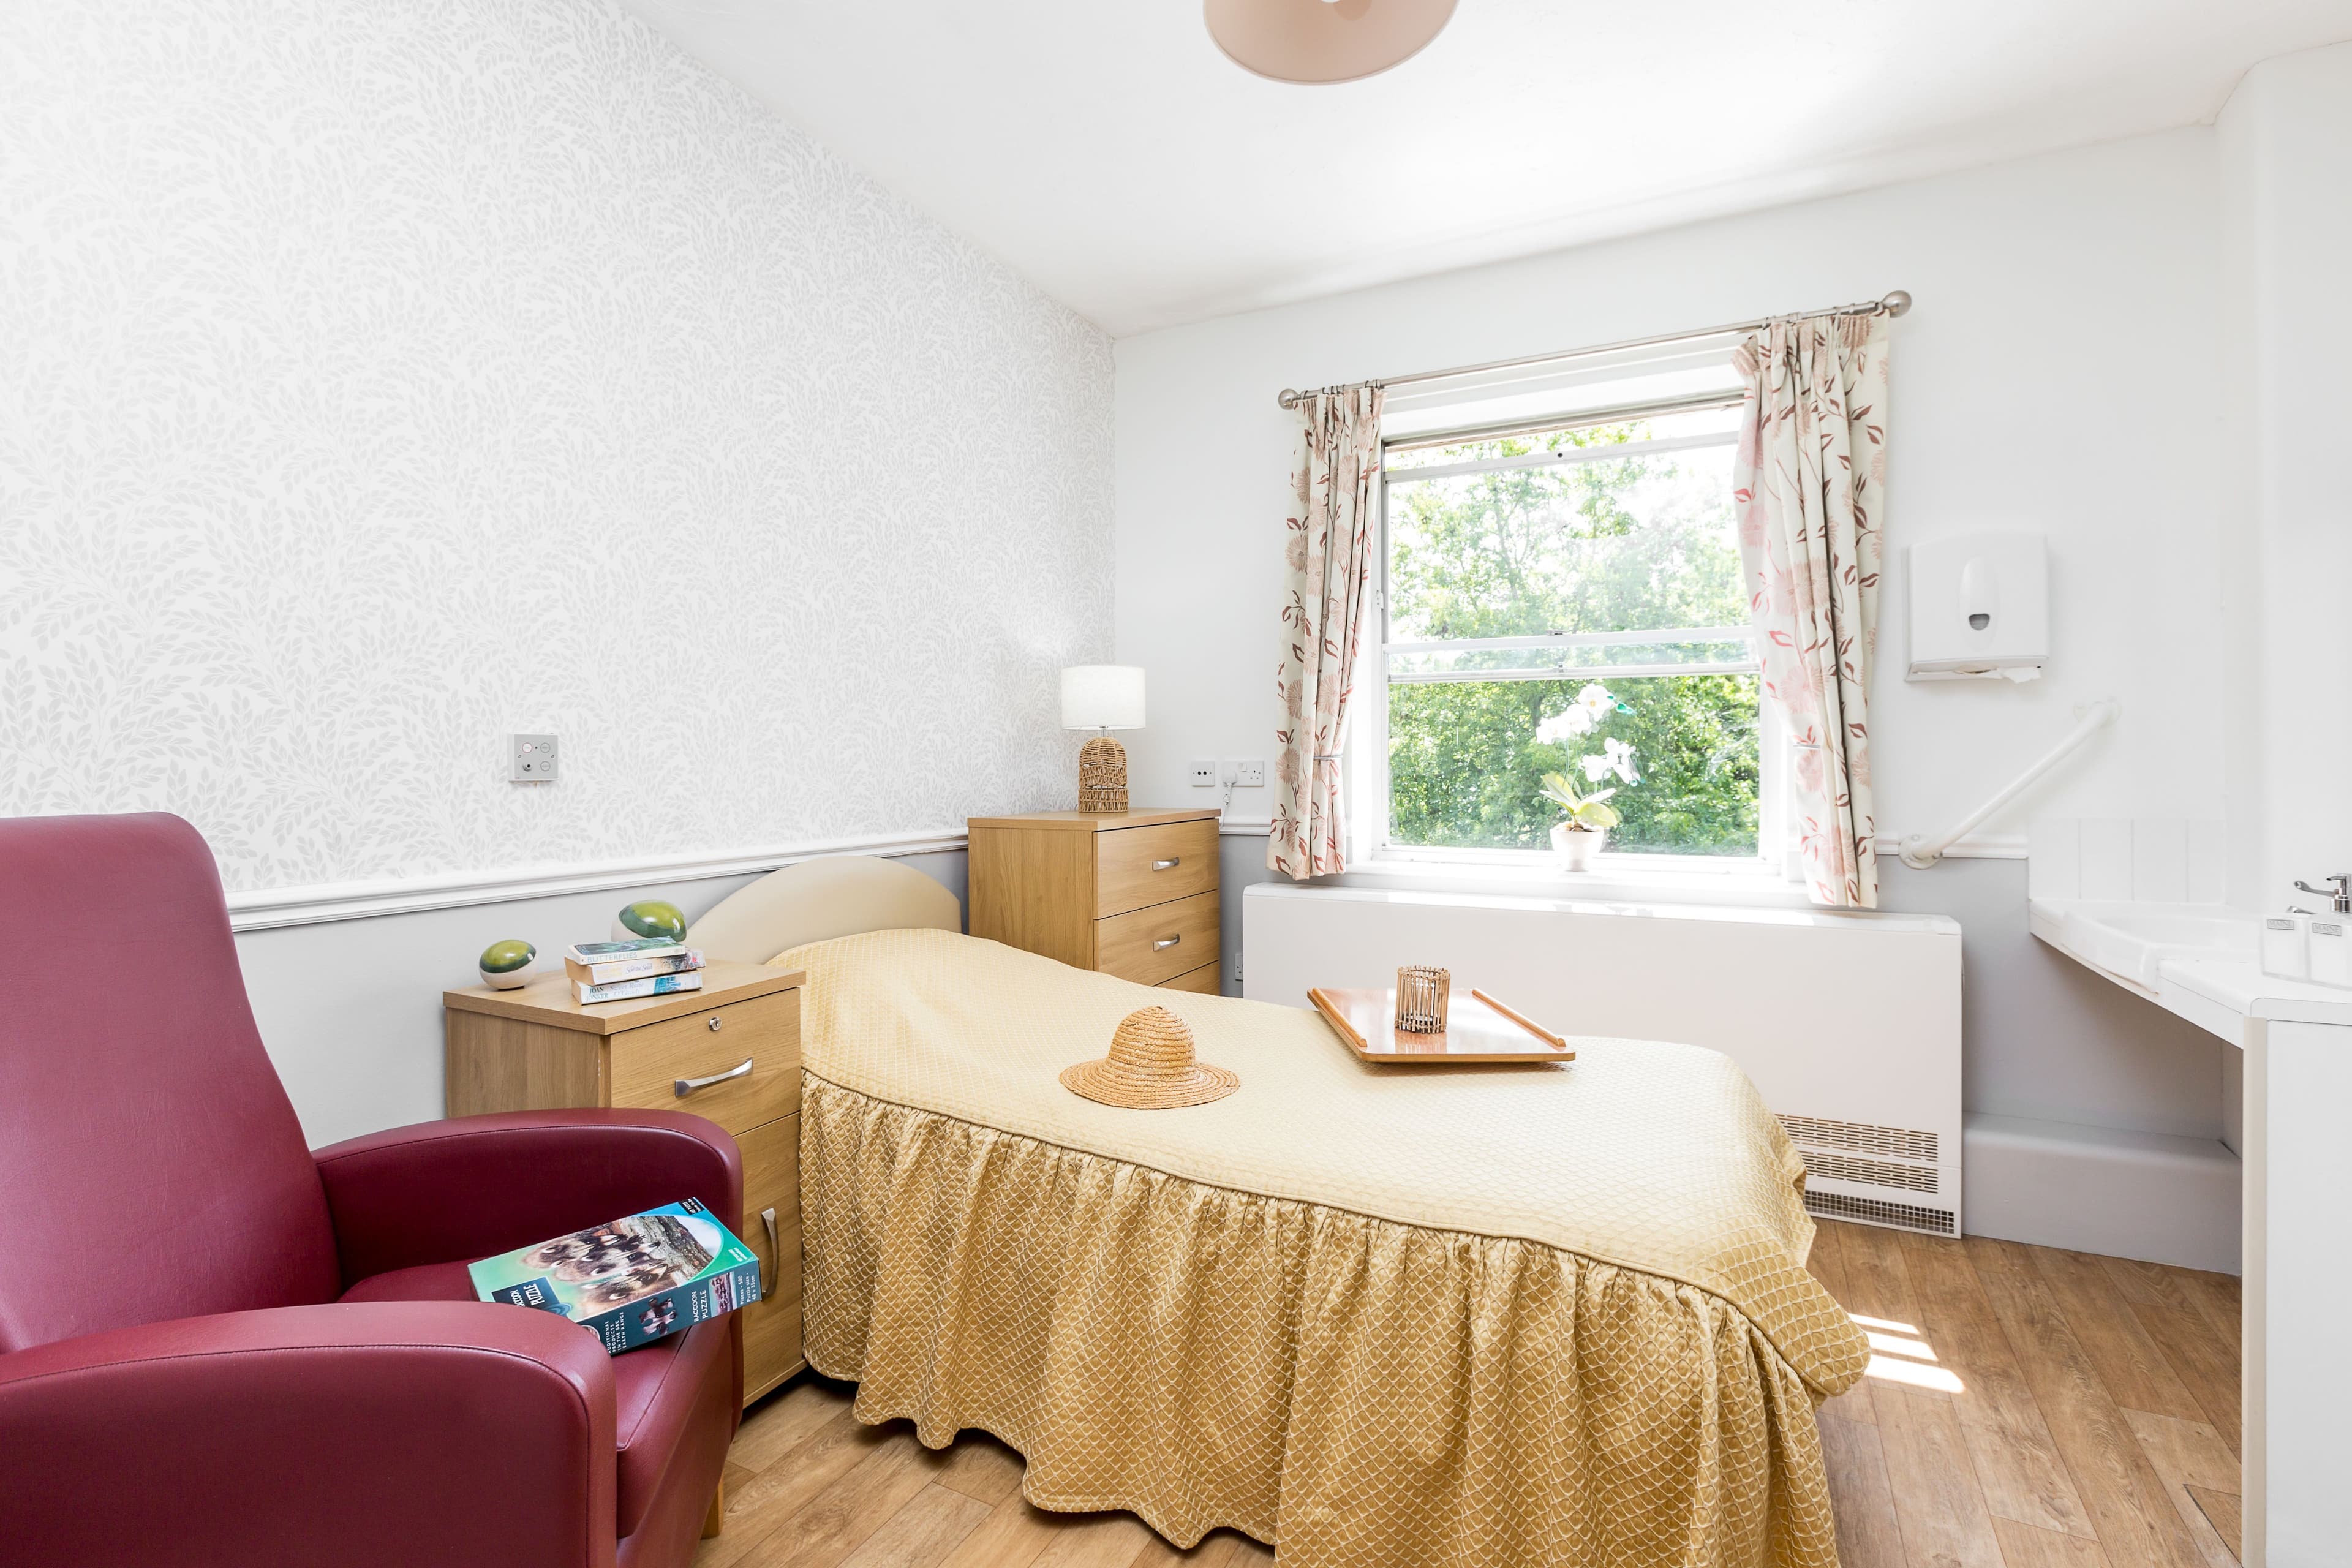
[2293,874,2352,913]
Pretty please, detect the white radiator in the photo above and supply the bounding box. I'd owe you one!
[1242,883,1966,1237]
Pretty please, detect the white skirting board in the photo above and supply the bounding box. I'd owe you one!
[1962,1112,2241,1273]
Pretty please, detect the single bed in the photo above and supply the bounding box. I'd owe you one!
[695,861,1869,1567]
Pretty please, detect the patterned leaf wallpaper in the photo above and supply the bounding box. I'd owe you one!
[0,2,1114,893]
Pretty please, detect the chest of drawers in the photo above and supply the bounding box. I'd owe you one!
[967,808,1223,992]
[443,960,804,1404]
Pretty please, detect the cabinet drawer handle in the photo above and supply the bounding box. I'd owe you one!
[1152,857,1180,870]
[1152,935,1182,952]
[706,1015,723,1031]
[675,1057,753,1097]
[760,1206,778,1295]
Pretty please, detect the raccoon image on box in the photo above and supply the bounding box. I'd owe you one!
[470,1198,763,1355]
[518,1212,718,1310]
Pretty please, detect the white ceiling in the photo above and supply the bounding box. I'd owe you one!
[617,1,2352,336]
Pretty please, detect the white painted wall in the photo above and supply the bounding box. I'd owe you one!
[1116,129,2233,1167]
[2216,42,2352,1567]
[2219,40,2352,918]
[1114,127,2222,845]
[0,1,1112,897]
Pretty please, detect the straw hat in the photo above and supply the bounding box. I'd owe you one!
[1060,1005,1238,1109]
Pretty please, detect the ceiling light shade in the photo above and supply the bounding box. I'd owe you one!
[1205,0,1457,86]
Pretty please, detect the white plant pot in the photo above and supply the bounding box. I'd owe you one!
[1550,823,1606,872]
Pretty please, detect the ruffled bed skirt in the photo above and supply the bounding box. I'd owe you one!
[801,1074,1842,1567]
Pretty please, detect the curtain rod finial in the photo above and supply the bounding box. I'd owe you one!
[1881,290,1912,318]
[1278,388,1300,410]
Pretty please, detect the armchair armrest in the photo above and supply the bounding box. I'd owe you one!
[315,1110,743,1286]
[0,1301,616,1568]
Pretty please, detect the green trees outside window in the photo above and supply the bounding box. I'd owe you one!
[1383,417,1763,856]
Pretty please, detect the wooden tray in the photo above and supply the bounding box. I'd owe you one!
[1308,986,1575,1064]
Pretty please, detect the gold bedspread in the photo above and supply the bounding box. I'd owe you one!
[782,929,1869,1566]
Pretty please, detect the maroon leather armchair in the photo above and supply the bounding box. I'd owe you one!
[0,814,744,1567]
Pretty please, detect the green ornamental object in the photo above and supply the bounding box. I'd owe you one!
[611,899,688,944]
[478,938,537,991]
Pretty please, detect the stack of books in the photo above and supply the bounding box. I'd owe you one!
[564,938,706,1004]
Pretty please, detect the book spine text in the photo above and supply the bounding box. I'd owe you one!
[565,950,706,985]
[573,971,706,1005]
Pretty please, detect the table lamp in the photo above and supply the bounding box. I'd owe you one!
[1061,665,1145,815]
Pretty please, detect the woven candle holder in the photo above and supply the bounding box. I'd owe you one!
[1078,735,1129,815]
[1395,965,1452,1034]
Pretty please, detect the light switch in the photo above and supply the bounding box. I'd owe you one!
[510,734,558,783]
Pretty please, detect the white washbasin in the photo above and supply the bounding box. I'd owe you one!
[2033,899,2260,990]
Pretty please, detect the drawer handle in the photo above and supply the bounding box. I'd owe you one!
[706,1015,723,1031]
[1152,935,1182,952]
[1152,857,1180,870]
[675,1057,753,1097]
[760,1206,778,1296]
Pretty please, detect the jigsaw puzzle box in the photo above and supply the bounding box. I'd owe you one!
[467,1198,761,1355]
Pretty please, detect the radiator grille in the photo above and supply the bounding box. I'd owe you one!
[1802,1149,1939,1194]
[1779,1114,1939,1163]
[1804,1189,1958,1237]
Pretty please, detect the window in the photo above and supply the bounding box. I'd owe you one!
[1363,364,1782,870]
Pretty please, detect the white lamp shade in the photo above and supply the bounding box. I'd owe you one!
[1061,665,1145,731]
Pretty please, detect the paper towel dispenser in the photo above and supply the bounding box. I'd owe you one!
[1905,529,2048,682]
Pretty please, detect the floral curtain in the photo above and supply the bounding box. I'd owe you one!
[1732,314,1890,908]
[1268,386,1384,880]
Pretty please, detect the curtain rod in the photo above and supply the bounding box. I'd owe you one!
[1275,289,1912,410]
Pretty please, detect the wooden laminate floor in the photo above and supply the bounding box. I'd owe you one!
[698,1221,2241,1568]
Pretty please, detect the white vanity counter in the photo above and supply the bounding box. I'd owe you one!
[2157,956,2352,1038]
[2028,896,2352,1044]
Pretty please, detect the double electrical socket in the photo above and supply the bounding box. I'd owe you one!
[1189,758,1265,788]
[510,734,559,782]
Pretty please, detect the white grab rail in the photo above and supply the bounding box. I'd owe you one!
[1898,699,2120,869]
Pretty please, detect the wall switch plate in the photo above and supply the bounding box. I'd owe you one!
[1231,759,1265,788]
[1187,760,1218,788]
[510,734,558,782]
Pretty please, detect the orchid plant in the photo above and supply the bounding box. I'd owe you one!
[1536,684,1640,834]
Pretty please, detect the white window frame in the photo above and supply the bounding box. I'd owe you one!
[1350,400,1792,881]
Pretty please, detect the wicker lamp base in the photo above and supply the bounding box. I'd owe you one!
[1078,735,1129,815]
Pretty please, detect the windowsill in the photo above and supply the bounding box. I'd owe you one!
[1329,848,1817,910]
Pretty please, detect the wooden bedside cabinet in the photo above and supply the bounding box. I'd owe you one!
[968,807,1222,992]
[443,960,805,1405]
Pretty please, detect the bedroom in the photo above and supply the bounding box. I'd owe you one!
[2,2,2347,1566]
